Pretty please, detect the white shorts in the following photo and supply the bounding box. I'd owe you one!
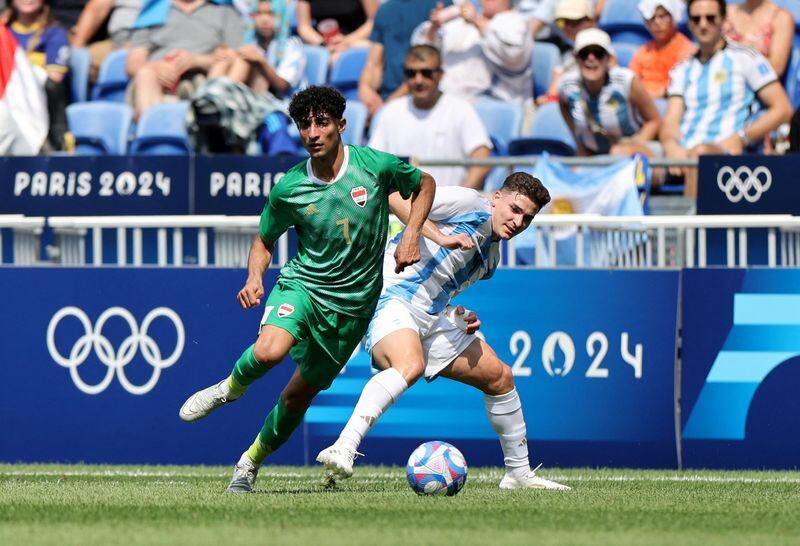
[364,297,476,379]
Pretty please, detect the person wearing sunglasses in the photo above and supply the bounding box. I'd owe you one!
[368,45,493,189]
[558,28,661,157]
[660,0,792,196]
[628,0,696,98]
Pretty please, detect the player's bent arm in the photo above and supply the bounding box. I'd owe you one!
[238,235,274,309]
[389,192,474,250]
[393,173,436,272]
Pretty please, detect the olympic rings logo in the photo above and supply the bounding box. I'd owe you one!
[717,166,772,203]
[46,307,185,395]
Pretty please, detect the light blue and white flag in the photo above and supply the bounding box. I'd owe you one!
[513,153,647,265]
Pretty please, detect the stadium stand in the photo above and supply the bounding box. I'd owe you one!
[129,101,192,155]
[532,42,561,99]
[614,41,641,67]
[341,100,368,146]
[473,97,523,155]
[66,102,133,155]
[520,101,577,151]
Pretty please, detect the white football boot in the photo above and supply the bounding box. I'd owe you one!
[226,452,259,493]
[316,443,363,480]
[500,465,571,491]
[179,379,237,422]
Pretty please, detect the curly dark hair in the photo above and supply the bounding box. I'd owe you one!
[501,172,551,210]
[288,85,347,125]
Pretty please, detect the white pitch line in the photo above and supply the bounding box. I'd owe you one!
[2,470,800,484]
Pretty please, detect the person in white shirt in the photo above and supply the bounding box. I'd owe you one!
[316,174,571,491]
[368,45,493,189]
[411,0,533,104]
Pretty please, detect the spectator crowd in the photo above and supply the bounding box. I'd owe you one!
[0,0,798,195]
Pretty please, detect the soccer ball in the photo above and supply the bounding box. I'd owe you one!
[406,441,468,496]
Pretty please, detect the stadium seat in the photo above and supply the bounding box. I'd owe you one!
[605,27,651,47]
[92,49,130,102]
[473,97,523,154]
[613,41,641,68]
[67,102,133,155]
[329,47,368,100]
[68,47,91,103]
[342,100,367,146]
[784,47,800,108]
[532,41,561,98]
[524,102,577,149]
[303,45,330,86]
[508,137,576,156]
[599,0,646,25]
[129,102,191,155]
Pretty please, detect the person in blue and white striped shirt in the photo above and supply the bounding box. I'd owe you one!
[660,0,792,196]
[317,173,572,491]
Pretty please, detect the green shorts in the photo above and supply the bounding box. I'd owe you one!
[260,279,371,389]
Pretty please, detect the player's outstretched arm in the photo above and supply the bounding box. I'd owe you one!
[394,172,435,273]
[388,192,474,251]
[237,235,274,309]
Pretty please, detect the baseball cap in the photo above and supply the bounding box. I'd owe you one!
[573,28,616,56]
[554,0,594,20]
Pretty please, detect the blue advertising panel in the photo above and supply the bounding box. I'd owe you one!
[0,268,304,466]
[0,156,191,215]
[697,155,800,215]
[307,270,681,468]
[193,155,303,214]
[682,268,800,469]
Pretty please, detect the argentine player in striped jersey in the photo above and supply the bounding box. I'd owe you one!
[661,0,792,196]
[317,173,571,491]
[179,86,435,493]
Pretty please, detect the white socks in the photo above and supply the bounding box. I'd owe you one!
[337,368,409,452]
[484,388,530,478]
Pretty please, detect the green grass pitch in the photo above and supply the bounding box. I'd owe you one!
[2,464,800,546]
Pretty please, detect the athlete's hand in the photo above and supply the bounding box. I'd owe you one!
[394,237,421,273]
[237,279,265,309]
[438,232,474,251]
[455,305,481,334]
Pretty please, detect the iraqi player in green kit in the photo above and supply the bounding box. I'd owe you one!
[179,86,436,492]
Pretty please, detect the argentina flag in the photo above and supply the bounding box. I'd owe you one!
[513,153,647,265]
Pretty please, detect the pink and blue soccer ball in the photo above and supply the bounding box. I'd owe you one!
[406,441,468,496]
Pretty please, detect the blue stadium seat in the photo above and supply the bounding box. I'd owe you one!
[342,100,367,145]
[508,137,576,156]
[473,97,523,154]
[532,42,561,98]
[599,0,644,25]
[67,102,133,155]
[613,41,641,68]
[129,102,191,155]
[92,49,130,102]
[329,47,368,100]
[605,26,651,47]
[303,45,330,86]
[526,102,577,146]
[68,47,91,103]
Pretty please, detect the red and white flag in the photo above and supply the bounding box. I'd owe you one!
[0,23,48,155]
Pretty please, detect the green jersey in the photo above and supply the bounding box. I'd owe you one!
[259,145,422,317]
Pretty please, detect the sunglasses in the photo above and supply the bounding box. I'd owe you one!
[688,13,719,24]
[403,67,441,79]
[577,46,608,61]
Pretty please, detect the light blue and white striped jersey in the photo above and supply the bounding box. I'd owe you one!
[667,41,776,149]
[380,186,500,315]
[558,66,642,154]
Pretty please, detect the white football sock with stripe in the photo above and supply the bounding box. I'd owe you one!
[484,388,530,479]
[337,368,409,452]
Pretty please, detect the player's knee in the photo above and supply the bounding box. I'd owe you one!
[484,363,515,396]
[281,391,314,412]
[401,361,425,385]
[252,338,285,367]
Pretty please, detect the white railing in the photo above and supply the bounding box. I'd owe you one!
[0,215,46,265]
[2,214,800,268]
[47,215,287,267]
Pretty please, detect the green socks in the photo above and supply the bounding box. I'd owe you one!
[231,344,270,389]
[247,398,307,465]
